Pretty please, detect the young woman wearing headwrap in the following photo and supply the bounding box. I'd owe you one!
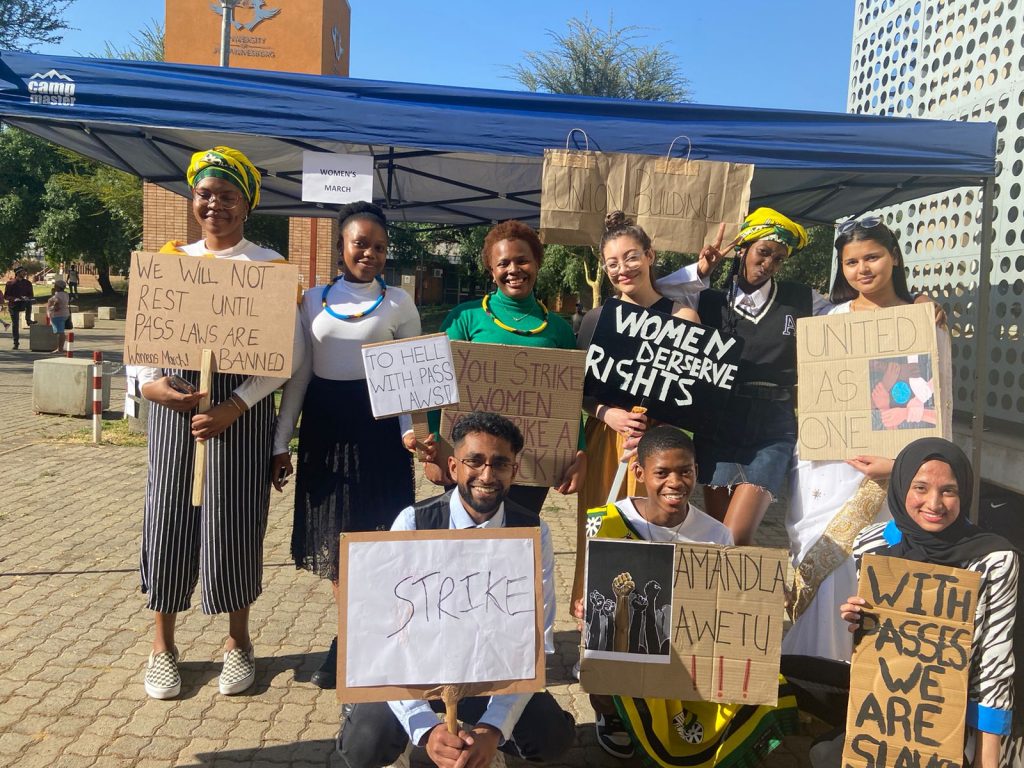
[270,201,423,689]
[842,438,1020,768]
[657,208,815,546]
[137,146,304,700]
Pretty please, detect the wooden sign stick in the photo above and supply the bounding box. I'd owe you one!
[442,685,460,735]
[605,406,648,505]
[191,348,214,506]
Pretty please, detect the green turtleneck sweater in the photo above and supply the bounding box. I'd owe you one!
[428,291,584,447]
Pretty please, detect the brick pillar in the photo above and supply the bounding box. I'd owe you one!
[289,217,338,287]
[142,183,201,251]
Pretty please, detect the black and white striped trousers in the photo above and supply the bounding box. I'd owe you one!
[140,369,274,615]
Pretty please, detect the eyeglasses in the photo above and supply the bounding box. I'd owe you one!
[457,456,517,473]
[837,215,883,235]
[193,189,243,209]
[603,250,647,274]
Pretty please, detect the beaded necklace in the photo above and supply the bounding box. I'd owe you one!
[481,292,549,336]
[321,275,386,320]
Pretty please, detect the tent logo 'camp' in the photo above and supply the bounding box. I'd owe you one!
[28,70,76,106]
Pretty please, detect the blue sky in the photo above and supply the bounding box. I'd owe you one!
[36,1,855,113]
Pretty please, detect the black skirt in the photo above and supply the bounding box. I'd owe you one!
[291,376,415,580]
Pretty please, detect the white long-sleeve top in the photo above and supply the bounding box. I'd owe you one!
[655,262,833,316]
[135,238,305,408]
[386,491,556,746]
[272,278,421,454]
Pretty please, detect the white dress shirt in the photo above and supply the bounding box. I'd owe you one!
[655,262,833,316]
[386,491,556,746]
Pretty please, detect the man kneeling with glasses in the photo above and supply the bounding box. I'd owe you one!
[336,411,575,768]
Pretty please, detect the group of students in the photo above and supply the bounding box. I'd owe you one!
[135,146,1019,768]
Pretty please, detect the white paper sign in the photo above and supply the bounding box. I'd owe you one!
[345,535,537,687]
[362,334,459,418]
[301,151,374,204]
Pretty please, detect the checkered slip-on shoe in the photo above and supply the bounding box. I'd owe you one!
[219,646,255,695]
[144,648,181,700]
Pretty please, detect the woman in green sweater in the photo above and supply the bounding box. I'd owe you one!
[424,219,586,514]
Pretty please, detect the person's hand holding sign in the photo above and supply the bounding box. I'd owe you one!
[697,223,731,279]
[554,450,587,495]
[424,723,501,768]
[839,595,869,632]
[600,406,648,438]
[191,395,247,440]
[141,376,206,413]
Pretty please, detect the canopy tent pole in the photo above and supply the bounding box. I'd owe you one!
[970,175,995,523]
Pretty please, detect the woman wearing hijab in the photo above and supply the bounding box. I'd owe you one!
[657,208,812,545]
[271,201,422,689]
[842,438,1020,768]
[138,146,302,700]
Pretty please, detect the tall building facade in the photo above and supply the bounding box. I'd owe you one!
[848,0,1023,490]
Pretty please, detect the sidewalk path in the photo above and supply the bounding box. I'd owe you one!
[0,318,816,767]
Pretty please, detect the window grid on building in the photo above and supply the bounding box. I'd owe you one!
[848,0,1023,424]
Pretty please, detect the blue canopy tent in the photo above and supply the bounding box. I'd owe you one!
[0,50,1001,513]
[0,51,997,225]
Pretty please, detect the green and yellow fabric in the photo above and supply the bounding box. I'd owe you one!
[585,504,799,768]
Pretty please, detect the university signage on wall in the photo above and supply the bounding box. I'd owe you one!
[211,0,282,60]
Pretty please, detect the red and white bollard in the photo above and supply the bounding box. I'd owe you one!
[65,330,75,358]
[92,351,103,445]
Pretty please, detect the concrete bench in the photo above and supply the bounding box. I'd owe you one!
[97,306,118,320]
[71,312,95,329]
[28,323,58,352]
[32,357,111,416]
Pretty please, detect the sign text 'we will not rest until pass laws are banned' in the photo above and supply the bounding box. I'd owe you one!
[124,251,299,376]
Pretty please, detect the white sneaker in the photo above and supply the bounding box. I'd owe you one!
[144,648,180,700]
[219,646,255,695]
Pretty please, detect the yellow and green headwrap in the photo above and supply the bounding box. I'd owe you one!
[735,207,808,255]
[186,146,261,210]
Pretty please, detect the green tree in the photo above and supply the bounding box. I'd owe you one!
[777,225,834,294]
[0,126,71,271]
[510,14,692,307]
[98,19,164,61]
[0,0,74,50]
[35,152,140,294]
[510,15,690,102]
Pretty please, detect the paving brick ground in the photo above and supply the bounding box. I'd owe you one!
[0,317,818,768]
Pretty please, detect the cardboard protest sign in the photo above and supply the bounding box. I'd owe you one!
[337,528,545,704]
[843,555,980,768]
[440,341,585,487]
[124,251,298,376]
[797,303,952,460]
[540,148,753,253]
[301,150,374,204]
[362,334,458,418]
[584,299,743,434]
[580,539,787,706]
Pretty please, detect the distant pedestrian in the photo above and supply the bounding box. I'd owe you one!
[67,267,79,299]
[0,293,10,332]
[46,280,71,353]
[4,267,35,350]
[571,301,586,335]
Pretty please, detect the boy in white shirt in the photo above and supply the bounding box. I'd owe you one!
[579,426,796,767]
